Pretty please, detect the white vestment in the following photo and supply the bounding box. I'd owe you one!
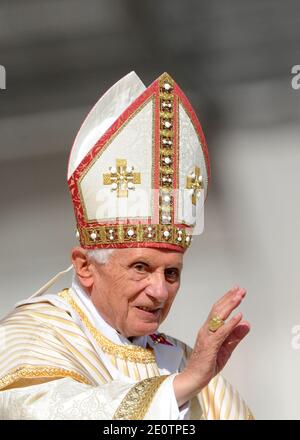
[0,278,253,420]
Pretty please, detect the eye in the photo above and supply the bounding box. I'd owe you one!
[133,262,148,273]
[165,268,180,282]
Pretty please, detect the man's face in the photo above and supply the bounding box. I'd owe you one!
[89,248,183,338]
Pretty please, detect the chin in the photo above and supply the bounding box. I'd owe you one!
[130,322,159,337]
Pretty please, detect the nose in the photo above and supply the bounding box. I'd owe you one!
[144,272,169,303]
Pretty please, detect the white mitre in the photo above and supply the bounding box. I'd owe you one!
[68,71,210,252]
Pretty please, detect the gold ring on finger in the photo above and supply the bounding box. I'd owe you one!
[208,315,225,332]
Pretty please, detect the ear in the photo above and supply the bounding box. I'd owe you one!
[71,247,94,291]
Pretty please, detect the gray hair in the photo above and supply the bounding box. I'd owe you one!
[86,248,116,265]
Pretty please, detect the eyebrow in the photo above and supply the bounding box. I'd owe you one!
[165,262,183,269]
[130,257,183,269]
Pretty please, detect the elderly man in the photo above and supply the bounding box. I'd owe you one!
[0,72,253,419]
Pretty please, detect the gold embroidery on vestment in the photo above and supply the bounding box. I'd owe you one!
[58,289,156,364]
[0,365,91,391]
[113,375,168,420]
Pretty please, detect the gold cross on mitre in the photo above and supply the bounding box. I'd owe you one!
[103,159,141,197]
[186,166,204,205]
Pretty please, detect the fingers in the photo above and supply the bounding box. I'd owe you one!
[206,311,242,345]
[209,285,247,323]
[203,285,249,361]
[214,285,240,308]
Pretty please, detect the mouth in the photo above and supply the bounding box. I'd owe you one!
[135,306,162,318]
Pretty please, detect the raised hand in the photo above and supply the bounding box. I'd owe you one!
[173,285,251,407]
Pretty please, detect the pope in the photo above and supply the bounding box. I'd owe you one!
[0,72,253,420]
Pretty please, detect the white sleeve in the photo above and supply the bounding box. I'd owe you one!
[0,377,134,420]
[142,374,179,420]
[143,373,190,420]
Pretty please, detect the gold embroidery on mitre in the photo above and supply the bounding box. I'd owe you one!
[58,289,156,364]
[103,158,141,198]
[0,365,91,391]
[186,165,204,205]
[159,73,175,225]
[80,223,193,249]
[113,375,168,420]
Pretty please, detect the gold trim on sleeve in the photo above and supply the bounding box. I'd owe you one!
[0,365,91,391]
[58,289,156,364]
[247,408,255,420]
[113,375,168,420]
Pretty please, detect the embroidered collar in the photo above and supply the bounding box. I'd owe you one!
[58,288,157,364]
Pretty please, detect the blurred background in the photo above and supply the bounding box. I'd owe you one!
[1,0,300,419]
